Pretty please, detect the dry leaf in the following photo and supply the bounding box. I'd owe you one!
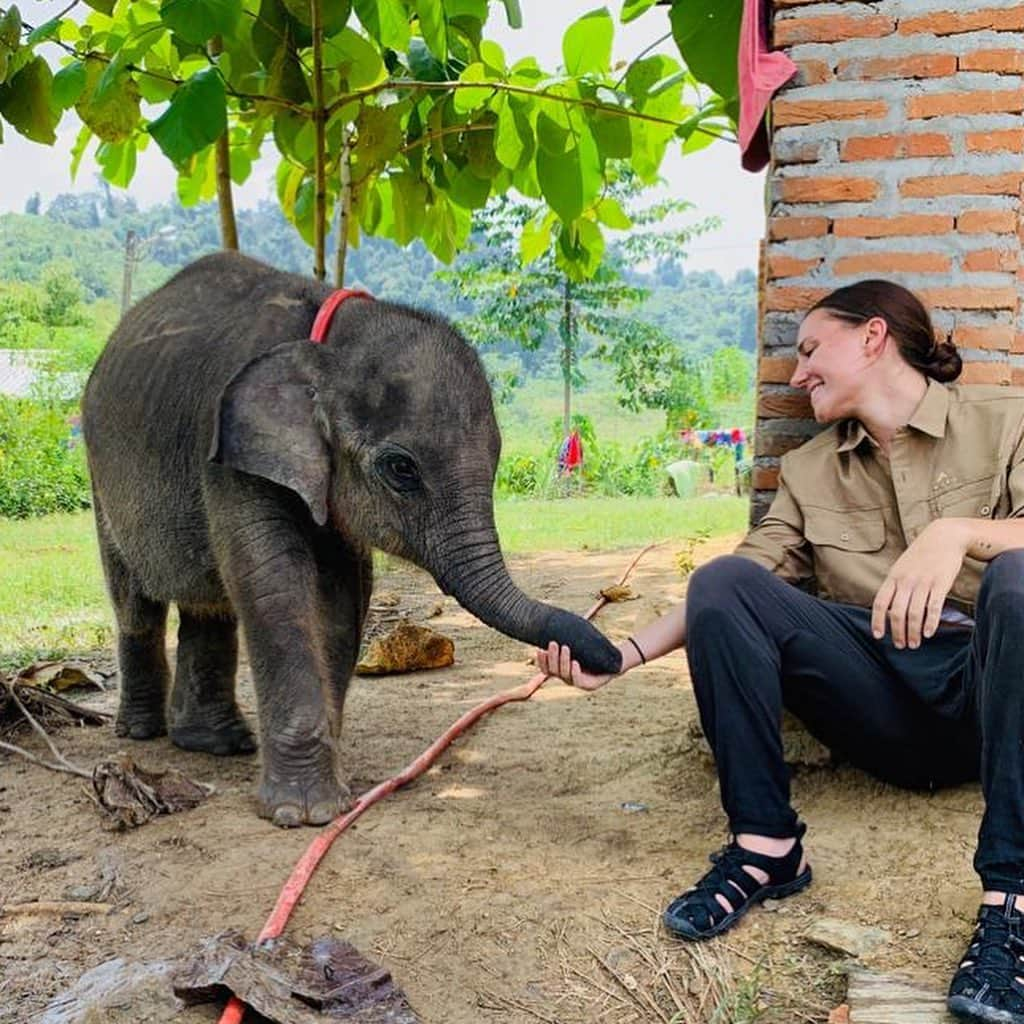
[599,584,639,602]
[17,660,107,694]
[92,755,214,830]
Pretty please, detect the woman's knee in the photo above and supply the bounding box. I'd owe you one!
[686,554,775,621]
[978,550,1024,617]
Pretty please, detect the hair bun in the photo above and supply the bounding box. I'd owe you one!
[927,340,962,383]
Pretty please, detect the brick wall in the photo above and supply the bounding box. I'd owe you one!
[754,0,1024,522]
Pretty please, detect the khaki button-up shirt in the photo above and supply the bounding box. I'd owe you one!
[735,381,1024,614]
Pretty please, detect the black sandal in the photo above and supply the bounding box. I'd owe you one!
[662,823,812,941]
[948,895,1024,1024]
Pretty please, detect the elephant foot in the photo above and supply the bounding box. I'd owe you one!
[115,704,167,740]
[169,712,257,756]
[257,771,352,828]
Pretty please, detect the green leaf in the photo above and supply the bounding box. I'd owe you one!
[479,39,504,73]
[177,144,216,205]
[70,124,93,179]
[0,56,59,144]
[252,0,312,104]
[407,37,447,81]
[82,0,116,15]
[494,95,532,170]
[416,0,446,61]
[325,27,385,89]
[535,109,569,155]
[556,216,605,281]
[160,0,239,45]
[353,0,410,50]
[276,158,304,217]
[536,125,602,224]
[589,107,631,159]
[625,54,678,104]
[148,66,226,166]
[280,0,350,34]
[620,0,657,23]
[97,139,137,187]
[452,61,492,114]
[562,7,613,76]
[391,173,428,243]
[273,109,316,168]
[448,163,489,209]
[520,211,553,264]
[353,103,403,172]
[669,0,741,122]
[595,196,631,229]
[423,194,469,262]
[27,18,62,45]
[52,61,87,109]
[0,5,21,48]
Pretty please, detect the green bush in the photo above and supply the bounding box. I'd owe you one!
[0,398,91,518]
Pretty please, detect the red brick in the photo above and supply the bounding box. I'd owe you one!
[835,252,951,275]
[959,209,1017,234]
[837,54,956,80]
[959,361,1012,385]
[752,466,781,491]
[901,9,1024,35]
[769,217,830,240]
[767,254,821,279]
[841,133,951,161]
[755,433,810,457]
[962,248,1019,272]
[760,357,797,384]
[918,286,1018,310]
[764,286,829,313]
[776,14,895,45]
[794,59,832,86]
[954,324,1015,350]
[1013,367,1024,386]
[758,387,814,419]
[774,99,888,127]
[1013,332,1024,355]
[779,177,880,203]
[960,49,1024,73]
[907,90,1024,119]
[966,129,1024,154]
[833,214,953,238]
[901,173,1023,198]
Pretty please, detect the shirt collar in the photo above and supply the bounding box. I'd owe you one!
[834,379,949,453]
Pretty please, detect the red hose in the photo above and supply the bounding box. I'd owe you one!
[218,545,655,1024]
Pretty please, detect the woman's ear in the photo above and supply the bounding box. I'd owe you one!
[864,315,889,360]
[210,341,336,525]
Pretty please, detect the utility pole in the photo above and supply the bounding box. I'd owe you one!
[120,230,137,314]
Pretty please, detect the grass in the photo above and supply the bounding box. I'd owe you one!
[0,495,747,671]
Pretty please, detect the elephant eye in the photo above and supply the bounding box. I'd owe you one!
[376,451,421,493]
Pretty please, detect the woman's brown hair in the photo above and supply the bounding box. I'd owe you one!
[808,279,962,383]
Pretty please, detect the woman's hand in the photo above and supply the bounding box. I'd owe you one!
[535,641,619,691]
[871,518,971,649]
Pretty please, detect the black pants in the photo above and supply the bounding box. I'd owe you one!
[685,551,1024,893]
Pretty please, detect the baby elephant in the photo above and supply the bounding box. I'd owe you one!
[82,251,620,826]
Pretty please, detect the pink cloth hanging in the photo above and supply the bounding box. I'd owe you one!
[738,0,798,172]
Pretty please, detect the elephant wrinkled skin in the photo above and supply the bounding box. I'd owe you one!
[82,252,621,826]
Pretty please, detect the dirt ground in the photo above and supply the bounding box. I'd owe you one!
[0,537,987,1023]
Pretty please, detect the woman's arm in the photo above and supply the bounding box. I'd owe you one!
[536,601,687,691]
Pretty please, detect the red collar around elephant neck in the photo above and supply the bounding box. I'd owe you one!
[310,288,374,343]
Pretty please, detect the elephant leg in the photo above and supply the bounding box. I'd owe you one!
[168,607,256,756]
[212,493,350,827]
[96,507,170,740]
[314,532,373,736]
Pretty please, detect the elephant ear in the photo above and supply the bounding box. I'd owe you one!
[210,341,334,526]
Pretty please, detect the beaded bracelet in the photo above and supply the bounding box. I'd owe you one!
[627,636,647,666]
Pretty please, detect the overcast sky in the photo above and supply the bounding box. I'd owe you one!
[0,1,765,278]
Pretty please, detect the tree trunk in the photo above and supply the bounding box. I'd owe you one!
[334,130,352,287]
[310,0,327,281]
[561,276,573,437]
[208,36,238,251]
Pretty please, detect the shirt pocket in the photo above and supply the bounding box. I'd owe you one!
[804,507,887,604]
[803,507,887,551]
[931,475,999,519]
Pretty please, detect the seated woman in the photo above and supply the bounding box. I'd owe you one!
[537,279,1024,1024]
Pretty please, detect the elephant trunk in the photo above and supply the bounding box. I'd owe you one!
[429,518,622,676]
